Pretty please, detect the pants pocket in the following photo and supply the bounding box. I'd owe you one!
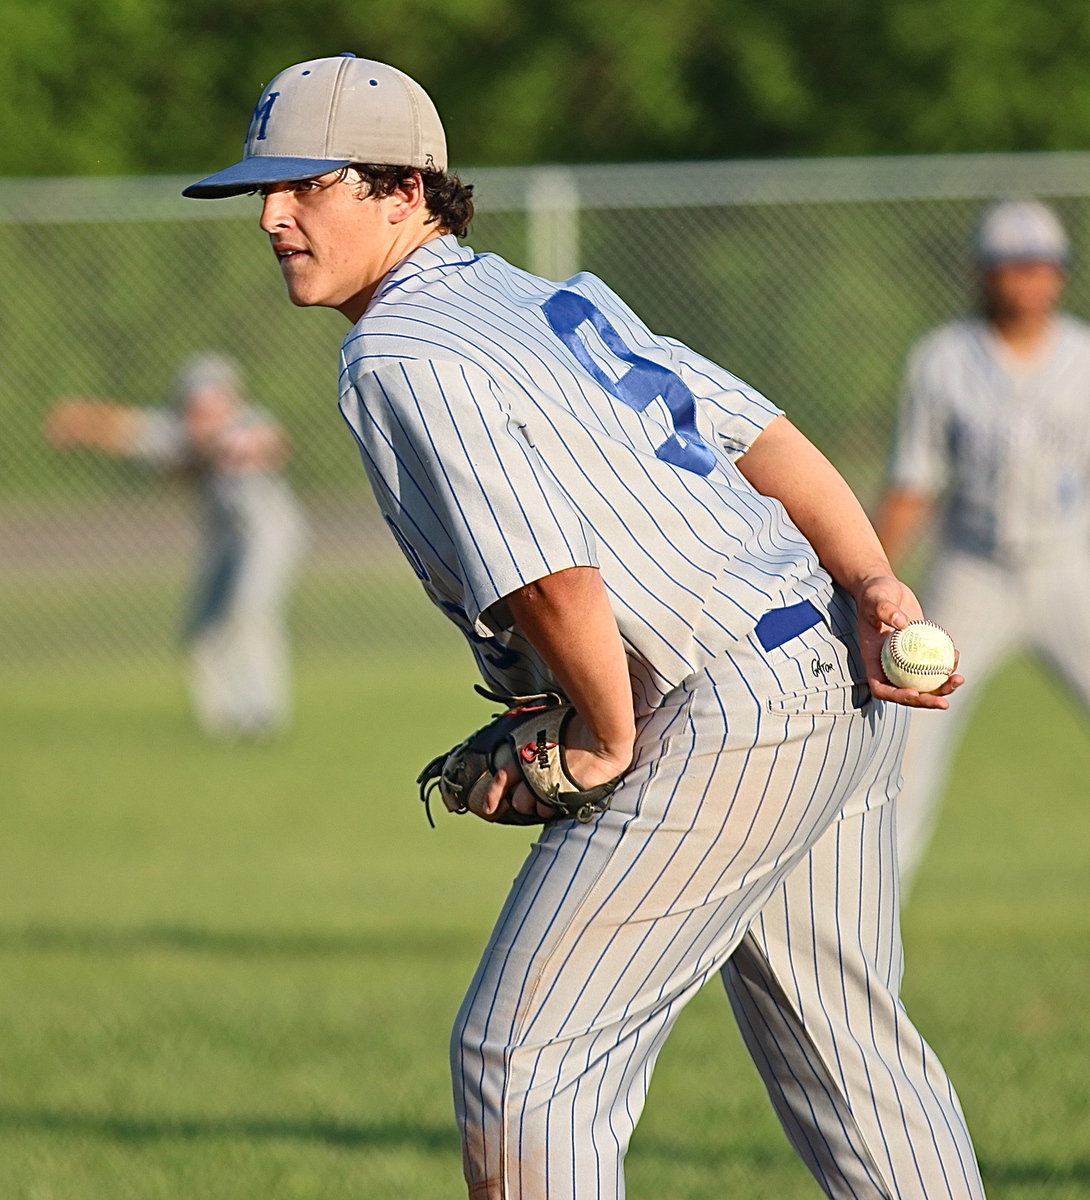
[766,678,872,716]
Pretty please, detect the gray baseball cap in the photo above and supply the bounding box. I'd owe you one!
[184,53,447,199]
[170,352,243,409]
[974,200,1069,267]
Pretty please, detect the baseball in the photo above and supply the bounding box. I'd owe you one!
[880,621,957,693]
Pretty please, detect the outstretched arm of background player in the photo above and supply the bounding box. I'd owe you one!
[44,398,147,456]
[873,483,936,568]
[737,415,962,709]
[480,566,637,822]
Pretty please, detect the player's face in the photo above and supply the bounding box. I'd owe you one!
[985,261,1065,321]
[183,386,237,445]
[259,172,413,322]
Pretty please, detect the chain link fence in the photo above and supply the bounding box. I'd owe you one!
[4,155,1090,1194]
[5,151,1090,669]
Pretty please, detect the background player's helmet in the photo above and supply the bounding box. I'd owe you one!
[974,200,1069,268]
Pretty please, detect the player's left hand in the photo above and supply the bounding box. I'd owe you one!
[481,761,556,822]
[416,690,628,827]
[482,711,632,821]
[856,575,965,709]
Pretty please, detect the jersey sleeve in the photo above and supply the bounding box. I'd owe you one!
[683,359,784,458]
[887,336,950,495]
[127,409,189,469]
[342,357,599,634]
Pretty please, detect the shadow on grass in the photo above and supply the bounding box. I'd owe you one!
[979,1158,1090,1188]
[629,1143,1090,1189]
[0,924,477,961]
[0,1107,458,1151]
[1,1108,1085,1191]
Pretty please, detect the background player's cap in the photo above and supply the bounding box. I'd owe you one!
[183,54,447,199]
[170,352,243,409]
[973,200,1069,267]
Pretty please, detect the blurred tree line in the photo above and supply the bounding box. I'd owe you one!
[2,0,1090,176]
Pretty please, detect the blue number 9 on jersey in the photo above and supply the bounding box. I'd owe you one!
[543,289,717,476]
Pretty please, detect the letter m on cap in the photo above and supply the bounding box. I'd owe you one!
[249,91,280,142]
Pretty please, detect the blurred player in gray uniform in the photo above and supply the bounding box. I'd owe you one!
[45,352,307,740]
[877,200,1090,891]
[186,55,985,1199]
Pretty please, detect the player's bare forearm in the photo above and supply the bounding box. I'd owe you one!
[738,417,894,596]
[738,417,963,708]
[484,566,636,819]
[873,485,935,568]
[506,567,636,762]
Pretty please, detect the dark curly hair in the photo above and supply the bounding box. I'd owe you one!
[345,164,474,237]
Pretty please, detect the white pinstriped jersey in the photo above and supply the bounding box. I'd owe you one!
[338,235,828,710]
[890,314,1090,561]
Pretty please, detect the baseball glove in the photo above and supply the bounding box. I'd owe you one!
[416,687,624,826]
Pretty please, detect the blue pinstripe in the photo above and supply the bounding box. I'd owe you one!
[449,601,983,1198]
[334,235,985,1198]
[339,236,820,709]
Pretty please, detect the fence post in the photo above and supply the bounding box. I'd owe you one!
[526,166,580,281]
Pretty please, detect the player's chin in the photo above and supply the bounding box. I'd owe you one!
[284,284,320,308]
[279,268,322,308]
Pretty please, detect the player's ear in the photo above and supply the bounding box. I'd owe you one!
[387,172,427,225]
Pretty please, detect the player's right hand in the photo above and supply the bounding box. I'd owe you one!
[856,575,965,709]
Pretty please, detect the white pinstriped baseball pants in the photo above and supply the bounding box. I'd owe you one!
[452,590,986,1199]
[186,480,306,739]
[896,548,1090,891]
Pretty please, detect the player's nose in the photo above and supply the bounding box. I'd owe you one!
[259,190,294,233]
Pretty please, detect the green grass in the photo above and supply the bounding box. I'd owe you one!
[2,646,1089,1199]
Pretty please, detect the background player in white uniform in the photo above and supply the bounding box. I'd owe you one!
[46,352,308,740]
[186,55,985,1199]
[876,201,1090,891]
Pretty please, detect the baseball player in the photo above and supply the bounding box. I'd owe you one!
[876,200,1090,892]
[45,352,308,740]
[186,55,985,1199]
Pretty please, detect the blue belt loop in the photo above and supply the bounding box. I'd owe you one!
[754,599,823,652]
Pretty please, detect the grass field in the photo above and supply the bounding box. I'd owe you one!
[4,638,1090,1199]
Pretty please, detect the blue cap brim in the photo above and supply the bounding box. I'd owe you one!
[183,156,353,198]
